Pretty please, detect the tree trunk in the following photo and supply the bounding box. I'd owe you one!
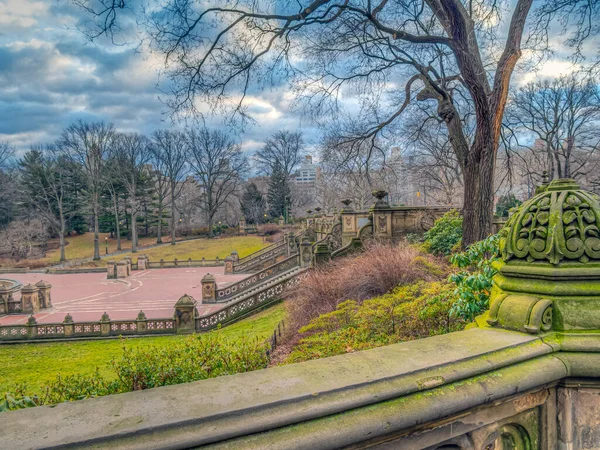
[131,212,137,252]
[58,203,66,262]
[170,188,176,245]
[157,200,163,244]
[461,138,495,247]
[93,194,100,260]
[113,193,121,251]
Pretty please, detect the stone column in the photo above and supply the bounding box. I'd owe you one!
[116,260,128,278]
[123,256,132,275]
[201,274,216,302]
[63,313,74,337]
[100,312,111,336]
[0,285,11,315]
[20,284,40,314]
[299,239,313,268]
[136,310,147,333]
[35,280,52,309]
[313,243,331,266]
[26,315,37,340]
[224,256,234,274]
[174,294,197,334]
[106,260,116,279]
[370,190,393,240]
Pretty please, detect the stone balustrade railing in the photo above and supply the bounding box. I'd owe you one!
[208,254,300,303]
[232,242,288,273]
[196,267,307,332]
[146,257,224,269]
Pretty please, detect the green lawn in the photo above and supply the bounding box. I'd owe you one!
[6,233,266,268]
[0,303,285,393]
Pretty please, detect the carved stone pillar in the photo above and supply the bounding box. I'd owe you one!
[100,312,111,336]
[201,273,216,303]
[106,260,116,279]
[20,284,40,314]
[137,255,148,270]
[136,310,147,333]
[224,256,234,274]
[174,294,197,334]
[313,243,331,266]
[230,251,239,262]
[63,313,74,337]
[299,239,313,268]
[116,260,128,278]
[35,280,52,309]
[123,256,132,275]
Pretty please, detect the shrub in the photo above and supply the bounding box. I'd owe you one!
[285,281,463,364]
[258,224,281,236]
[423,210,463,256]
[449,234,500,321]
[1,333,269,411]
[286,243,449,334]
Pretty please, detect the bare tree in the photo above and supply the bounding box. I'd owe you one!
[0,142,18,228]
[74,0,600,245]
[113,133,152,252]
[151,130,189,245]
[186,128,248,237]
[505,74,600,181]
[255,131,304,176]
[59,121,114,260]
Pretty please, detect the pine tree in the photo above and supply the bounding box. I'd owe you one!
[267,163,290,219]
[241,182,266,224]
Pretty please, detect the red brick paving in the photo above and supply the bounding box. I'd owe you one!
[0,268,248,325]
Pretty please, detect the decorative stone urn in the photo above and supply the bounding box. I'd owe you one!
[341,199,354,212]
[487,178,600,333]
[371,189,390,209]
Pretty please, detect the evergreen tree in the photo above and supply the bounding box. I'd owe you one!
[241,182,266,224]
[495,194,522,218]
[267,163,290,219]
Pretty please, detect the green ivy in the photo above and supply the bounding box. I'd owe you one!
[448,234,500,321]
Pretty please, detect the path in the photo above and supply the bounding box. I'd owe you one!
[0,268,247,325]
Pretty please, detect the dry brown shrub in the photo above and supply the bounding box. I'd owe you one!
[285,243,449,334]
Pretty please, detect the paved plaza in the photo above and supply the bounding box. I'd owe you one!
[0,267,247,325]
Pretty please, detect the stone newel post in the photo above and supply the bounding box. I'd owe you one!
[299,239,313,268]
[137,255,148,270]
[224,256,234,274]
[230,251,239,262]
[100,312,111,336]
[123,256,132,275]
[174,294,197,334]
[20,284,40,314]
[370,189,392,240]
[201,273,216,302]
[116,260,128,278]
[313,243,331,266]
[35,280,52,309]
[106,260,116,279]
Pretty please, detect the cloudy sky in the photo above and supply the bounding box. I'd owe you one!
[0,0,322,155]
[0,0,595,156]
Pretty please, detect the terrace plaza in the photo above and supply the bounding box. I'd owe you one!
[0,267,246,325]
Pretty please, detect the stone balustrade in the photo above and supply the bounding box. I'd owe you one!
[0,278,52,317]
[205,254,301,303]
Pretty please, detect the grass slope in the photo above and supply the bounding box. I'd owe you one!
[26,233,266,266]
[0,303,285,393]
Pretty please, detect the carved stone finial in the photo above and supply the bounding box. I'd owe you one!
[485,178,600,333]
[136,310,147,321]
[100,311,110,322]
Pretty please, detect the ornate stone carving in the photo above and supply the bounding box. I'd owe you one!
[502,179,600,265]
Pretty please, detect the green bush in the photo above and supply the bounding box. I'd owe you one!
[1,333,269,411]
[448,234,500,321]
[285,281,464,364]
[423,210,463,256]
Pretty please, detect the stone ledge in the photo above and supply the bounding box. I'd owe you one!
[0,328,553,449]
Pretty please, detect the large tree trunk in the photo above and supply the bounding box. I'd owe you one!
[461,136,495,247]
[130,184,138,253]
